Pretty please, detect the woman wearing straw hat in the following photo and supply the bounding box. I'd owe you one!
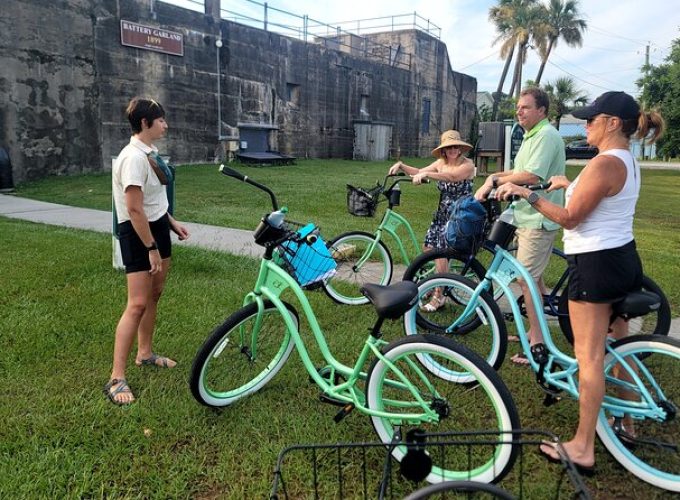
[388,129,475,311]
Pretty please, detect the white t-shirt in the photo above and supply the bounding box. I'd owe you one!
[563,149,639,254]
[112,136,168,223]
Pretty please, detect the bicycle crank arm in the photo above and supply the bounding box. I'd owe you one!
[334,403,355,423]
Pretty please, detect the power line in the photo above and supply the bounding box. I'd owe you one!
[458,50,498,71]
[549,52,640,89]
[587,25,651,46]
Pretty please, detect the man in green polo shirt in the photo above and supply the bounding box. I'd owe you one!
[475,87,565,365]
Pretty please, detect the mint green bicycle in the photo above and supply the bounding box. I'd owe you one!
[189,166,521,484]
[405,190,680,491]
[323,174,487,305]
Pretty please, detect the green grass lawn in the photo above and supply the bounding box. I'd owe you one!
[2,159,679,498]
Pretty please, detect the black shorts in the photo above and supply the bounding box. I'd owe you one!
[566,240,643,303]
[118,213,171,274]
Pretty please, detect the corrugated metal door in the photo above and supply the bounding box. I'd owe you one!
[353,123,371,160]
[354,123,392,160]
[370,124,392,161]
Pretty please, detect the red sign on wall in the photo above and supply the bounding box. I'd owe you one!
[120,20,184,57]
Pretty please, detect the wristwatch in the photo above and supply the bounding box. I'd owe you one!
[527,192,540,205]
[146,241,158,251]
[491,176,498,189]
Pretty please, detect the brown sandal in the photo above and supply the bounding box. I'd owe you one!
[420,295,447,312]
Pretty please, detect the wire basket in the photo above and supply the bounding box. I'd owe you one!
[347,184,383,217]
[277,223,337,288]
[270,430,591,500]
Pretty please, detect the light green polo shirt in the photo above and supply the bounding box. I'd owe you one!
[513,118,565,230]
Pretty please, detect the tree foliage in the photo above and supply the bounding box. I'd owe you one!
[543,76,588,128]
[533,0,587,85]
[638,37,680,158]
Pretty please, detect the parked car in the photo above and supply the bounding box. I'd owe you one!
[565,139,598,160]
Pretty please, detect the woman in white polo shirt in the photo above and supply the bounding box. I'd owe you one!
[496,91,665,473]
[105,98,189,405]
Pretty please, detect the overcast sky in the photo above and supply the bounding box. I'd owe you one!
[166,0,679,101]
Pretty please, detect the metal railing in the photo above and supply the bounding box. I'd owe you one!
[220,1,442,70]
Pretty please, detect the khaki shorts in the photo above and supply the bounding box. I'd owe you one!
[514,227,558,282]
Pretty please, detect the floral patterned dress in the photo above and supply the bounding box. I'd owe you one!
[424,179,473,249]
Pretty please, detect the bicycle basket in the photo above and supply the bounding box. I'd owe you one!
[270,430,591,500]
[278,223,337,287]
[347,184,382,217]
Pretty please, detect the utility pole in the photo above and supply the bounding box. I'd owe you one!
[640,43,650,160]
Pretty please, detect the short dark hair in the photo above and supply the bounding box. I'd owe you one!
[520,87,550,115]
[125,98,165,134]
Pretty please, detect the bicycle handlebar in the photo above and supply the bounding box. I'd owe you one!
[497,181,552,202]
[219,164,279,210]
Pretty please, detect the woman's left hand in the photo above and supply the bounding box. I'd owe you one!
[412,172,428,185]
[171,221,190,241]
[494,182,530,201]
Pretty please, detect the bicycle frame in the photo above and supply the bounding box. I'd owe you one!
[449,244,669,421]
[242,255,444,422]
[372,207,421,266]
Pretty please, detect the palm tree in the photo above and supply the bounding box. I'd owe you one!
[543,76,588,129]
[488,0,520,120]
[488,0,542,118]
[534,0,587,85]
[507,2,545,100]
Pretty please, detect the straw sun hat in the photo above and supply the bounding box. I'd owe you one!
[431,130,473,158]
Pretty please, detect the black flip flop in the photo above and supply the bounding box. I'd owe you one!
[538,442,596,477]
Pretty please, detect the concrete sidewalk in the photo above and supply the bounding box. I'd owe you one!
[0,193,261,258]
[2,193,677,337]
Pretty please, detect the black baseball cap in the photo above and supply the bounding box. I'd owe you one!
[572,91,640,120]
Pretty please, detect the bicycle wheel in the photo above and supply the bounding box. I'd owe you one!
[596,335,680,491]
[403,480,515,500]
[403,274,507,380]
[323,231,393,305]
[558,275,671,344]
[366,335,520,484]
[402,248,487,285]
[190,301,297,407]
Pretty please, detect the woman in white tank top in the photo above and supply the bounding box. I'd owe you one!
[494,91,665,472]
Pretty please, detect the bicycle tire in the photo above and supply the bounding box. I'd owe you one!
[190,301,297,407]
[366,334,520,484]
[323,231,393,305]
[403,480,515,500]
[403,274,508,380]
[596,335,680,491]
[558,275,671,344]
[402,248,488,285]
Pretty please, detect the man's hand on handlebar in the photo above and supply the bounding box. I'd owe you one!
[494,182,530,201]
[494,181,552,201]
[474,182,494,202]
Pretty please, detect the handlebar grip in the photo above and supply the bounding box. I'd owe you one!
[528,181,552,191]
[219,164,247,181]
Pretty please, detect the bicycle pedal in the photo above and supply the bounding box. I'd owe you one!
[333,404,355,423]
[542,393,561,407]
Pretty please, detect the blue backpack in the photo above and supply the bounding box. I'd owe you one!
[445,196,488,255]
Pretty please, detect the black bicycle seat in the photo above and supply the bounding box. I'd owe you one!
[360,281,419,319]
[612,290,660,319]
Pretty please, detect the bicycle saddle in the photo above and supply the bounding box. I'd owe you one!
[360,281,419,319]
[612,290,660,320]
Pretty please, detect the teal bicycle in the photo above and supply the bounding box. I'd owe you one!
[189,166,521,484]
[323,174,486,305]
[404,189,680,491]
